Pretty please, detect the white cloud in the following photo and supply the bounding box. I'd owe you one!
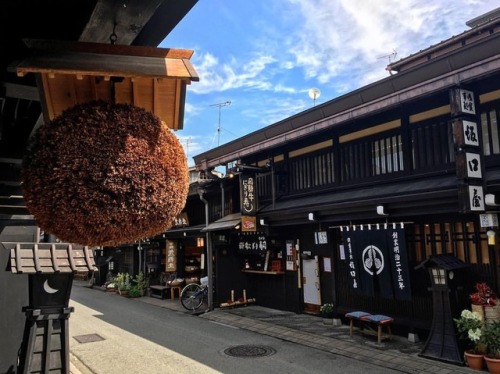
[280,0,496,88]
[190,52,278,94]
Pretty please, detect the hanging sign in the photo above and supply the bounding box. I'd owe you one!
[172,212,189,228]
[237,233,267,254]
[241,215,257,232]
[285,240,297,271]
[343,228,411,301]
[240,174,256,215]
[451,88,485,213]
[166,240,177,272]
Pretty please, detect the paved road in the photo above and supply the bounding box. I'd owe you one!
[69,283,398,374]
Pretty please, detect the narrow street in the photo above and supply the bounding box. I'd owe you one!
[69,283,397,374]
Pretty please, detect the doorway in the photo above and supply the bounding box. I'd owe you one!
[302,256,321,313]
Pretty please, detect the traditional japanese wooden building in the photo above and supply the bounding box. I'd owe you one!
[191,8,500,340]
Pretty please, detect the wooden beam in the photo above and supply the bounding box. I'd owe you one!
[78,0,163,45]
[24,39,194,59]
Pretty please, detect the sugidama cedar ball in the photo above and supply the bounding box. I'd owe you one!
[21,100,189,246]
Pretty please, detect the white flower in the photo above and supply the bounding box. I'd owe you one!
[468,328,482,342]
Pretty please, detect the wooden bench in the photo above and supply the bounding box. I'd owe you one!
[345,311,393,344]
[149,285,170,299]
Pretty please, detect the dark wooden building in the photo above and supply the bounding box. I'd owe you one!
[191,9,500,340]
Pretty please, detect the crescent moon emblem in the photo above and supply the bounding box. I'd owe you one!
[43,279,58,294]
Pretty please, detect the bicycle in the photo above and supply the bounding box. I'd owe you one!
[180,276,209,312]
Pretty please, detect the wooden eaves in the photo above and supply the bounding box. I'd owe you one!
[7,242,96,274]
[13,39,199,131]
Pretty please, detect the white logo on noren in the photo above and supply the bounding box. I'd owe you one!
[362,245,384,275]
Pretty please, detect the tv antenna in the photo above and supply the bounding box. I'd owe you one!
[377,49,397,63]
[210,100,231,147]
[308,88,321,107]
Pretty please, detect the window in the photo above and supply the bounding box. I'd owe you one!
[340,132,403,182]
[481,107,500,156]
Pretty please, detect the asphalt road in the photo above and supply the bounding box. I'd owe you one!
[69,285,398,374]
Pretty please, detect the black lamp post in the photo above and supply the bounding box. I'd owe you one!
[7,242,96,373]
[416,254,469,365]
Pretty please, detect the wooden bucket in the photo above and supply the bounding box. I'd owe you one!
[484,305,500,324]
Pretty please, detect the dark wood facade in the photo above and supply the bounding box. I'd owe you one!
[191,12,500,339]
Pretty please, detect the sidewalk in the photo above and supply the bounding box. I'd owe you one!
[70,285,477,374]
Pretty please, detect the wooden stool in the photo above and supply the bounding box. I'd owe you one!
[345,311,371,337]
[360,314,393,344]
[170,286,182,300]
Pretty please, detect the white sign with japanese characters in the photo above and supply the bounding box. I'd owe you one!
[468,185,485,211]
[462,120,479,147]
[465,152,482,179]
[459,89,476,115]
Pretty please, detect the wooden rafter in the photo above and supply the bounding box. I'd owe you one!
[14,39,199,130]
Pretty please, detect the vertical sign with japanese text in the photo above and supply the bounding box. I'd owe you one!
[451,87,484,213]
[240,174,256,215]
[166,240,177,272]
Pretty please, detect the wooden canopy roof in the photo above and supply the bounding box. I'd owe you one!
[7,242,96,274]
[14,40,199,131]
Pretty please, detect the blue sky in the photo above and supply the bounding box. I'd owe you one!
[161,0,499,166]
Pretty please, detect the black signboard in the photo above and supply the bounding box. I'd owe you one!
[238,233,267,254]
[240,173,256,215]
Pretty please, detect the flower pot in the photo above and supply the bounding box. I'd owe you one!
[485,356,500,374]
[471,304,485,322]
[464,351,484,371]
[321,312,335,325]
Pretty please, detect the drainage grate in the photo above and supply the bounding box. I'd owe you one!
[73,333,105,344]
[223,345,276,358]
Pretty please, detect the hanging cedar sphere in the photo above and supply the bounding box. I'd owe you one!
[21,100,189,246]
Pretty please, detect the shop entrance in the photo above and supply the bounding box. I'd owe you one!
[302,256,321,313]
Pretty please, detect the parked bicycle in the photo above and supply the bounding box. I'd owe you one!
[180,276,208,312]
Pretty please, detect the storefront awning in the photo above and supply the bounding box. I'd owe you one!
[259,174,459,223]
[164,224,205,237]
[201,213,241,232]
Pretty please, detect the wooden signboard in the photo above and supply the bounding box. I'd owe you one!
[166,240,177,272]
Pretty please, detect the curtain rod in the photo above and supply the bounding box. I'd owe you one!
[328,221,414,231]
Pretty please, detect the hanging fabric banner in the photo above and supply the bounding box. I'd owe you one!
[387,228,412,300]
[343,227,411,300]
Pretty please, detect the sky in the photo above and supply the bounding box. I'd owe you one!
[161,0,499,166]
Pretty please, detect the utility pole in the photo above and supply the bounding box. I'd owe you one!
[210,100,231,146]
[185,137,191,161]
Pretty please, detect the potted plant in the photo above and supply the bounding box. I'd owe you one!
[115,272,131,296]
[469,282,498,322]
[483,321,500,374]
[454,309,486,370]
[133,272,146,296]
[320,303,335,325]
